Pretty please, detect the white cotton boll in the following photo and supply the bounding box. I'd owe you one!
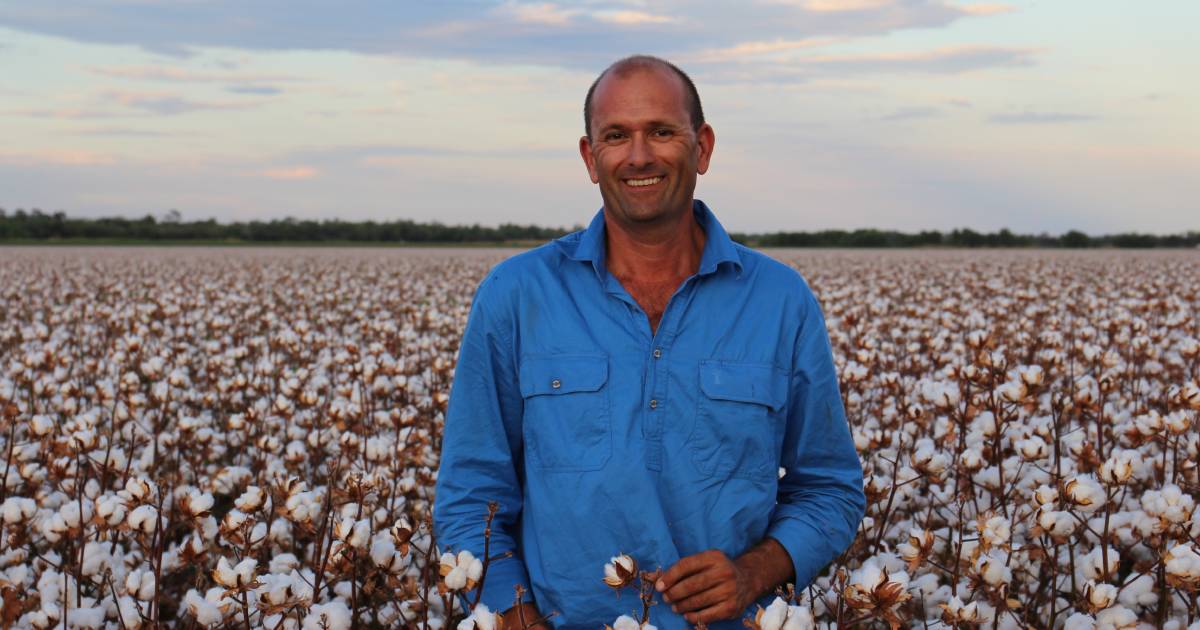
[443,565,468,591]
[1065,475,1106,512]
[235,485,265,512]
[975,551,1012,587]
[303,601,352,630]
[270,553,300,574]
[1080,547,1121,581]
[980,515,1011,548]
[116,596,144,630]
[756,597,789,630]
[127,505,159,534]
[41,513,68,543]
[65,606,105,629]
[782,605,815,630]
[1094,605,1137,629]
[30,414,55,437]
[1084,580,1117,611]
[125,477,154,502]
[95,494,127,527]
[184,588,224,626]
[611,616,642,630]
[80,541,113,576]
[1143,485,1195,524]
[1118,574,1157,611]
[1,496,36,523]
[59,500,93,529]
[457,604,498,630]
[185,490,215,516]
[125,568,155,601]
[1064,613,1096,630]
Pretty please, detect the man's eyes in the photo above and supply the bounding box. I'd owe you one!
[603,129,675,142]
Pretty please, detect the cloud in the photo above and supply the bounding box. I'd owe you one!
[686,38,839,63]
[800,0,894,12]
[988,112,1096,124]
[880,106,941,121]
[258,166,318,180]
[87,64,305,84]
[958,3,1014,16]
[694,45,1037,83]
[104,89,267,115]
[0,1,1019,72]
[494,2,580,26]
[226,85,282,95]
[0,149,115,166]
[591,10,677,25]
[70,126,187,137]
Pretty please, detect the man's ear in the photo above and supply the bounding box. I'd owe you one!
[695,124,715,175]
[579,135,600,184]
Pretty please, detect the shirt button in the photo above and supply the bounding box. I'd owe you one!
[653,348,662,359]
[551,379,561,389]
[649,399,658,409]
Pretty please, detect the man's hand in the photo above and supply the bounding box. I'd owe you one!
[500,602,551,630]
[655,550,755,624]
[655,539,794,625]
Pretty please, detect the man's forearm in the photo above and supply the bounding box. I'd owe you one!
[734,537,795,602]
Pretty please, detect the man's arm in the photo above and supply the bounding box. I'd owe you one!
[657,285,866,625]
[432,275,535,612]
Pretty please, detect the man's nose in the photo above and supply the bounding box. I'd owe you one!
[625,133,654,168]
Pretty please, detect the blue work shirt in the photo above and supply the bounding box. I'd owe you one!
[433,201,865,630]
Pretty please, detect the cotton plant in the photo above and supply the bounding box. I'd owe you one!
[2,248,1200,627]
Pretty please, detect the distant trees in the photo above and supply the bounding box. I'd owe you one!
[0,207,1196,247]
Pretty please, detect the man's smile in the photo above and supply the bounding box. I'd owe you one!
[623,175,664,188]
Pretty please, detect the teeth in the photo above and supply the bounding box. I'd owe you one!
[626,176,662,187]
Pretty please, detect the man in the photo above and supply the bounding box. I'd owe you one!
[433,55,864,629]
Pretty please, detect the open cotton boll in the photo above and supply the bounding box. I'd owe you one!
[303,601,352,630]
[64,605,105,629]
[456,604,498,630]
[1,496,36,524]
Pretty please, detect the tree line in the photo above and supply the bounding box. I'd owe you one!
[1,208,1197,248]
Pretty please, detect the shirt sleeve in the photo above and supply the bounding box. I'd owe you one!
[432,274,533,612]
[765,284,866,589]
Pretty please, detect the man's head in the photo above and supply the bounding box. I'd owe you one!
[579,55,715,228]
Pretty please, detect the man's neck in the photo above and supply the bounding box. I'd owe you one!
[604,205,706,283]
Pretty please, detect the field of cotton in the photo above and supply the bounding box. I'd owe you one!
[0,247,1198,630]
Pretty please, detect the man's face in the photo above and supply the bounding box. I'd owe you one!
[579,66,714,228]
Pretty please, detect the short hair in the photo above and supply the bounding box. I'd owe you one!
[583,55,705,141]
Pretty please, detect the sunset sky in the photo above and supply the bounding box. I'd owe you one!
[0,1,1196,234]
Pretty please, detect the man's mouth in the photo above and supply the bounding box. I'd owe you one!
[624,176,663,188]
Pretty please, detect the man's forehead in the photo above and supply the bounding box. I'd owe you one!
[591,66,688,122]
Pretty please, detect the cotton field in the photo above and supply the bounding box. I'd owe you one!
[0,247,1198,630]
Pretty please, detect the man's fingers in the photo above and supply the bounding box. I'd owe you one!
[662,570,718,607]
[669,582,729,614]
[685,601,741,625]
[656,551,716,592]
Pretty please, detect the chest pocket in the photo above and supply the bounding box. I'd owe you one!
[519,353,611,471]
[687,360,787,481]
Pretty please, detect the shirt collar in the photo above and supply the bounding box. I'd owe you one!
[558,199,744,278]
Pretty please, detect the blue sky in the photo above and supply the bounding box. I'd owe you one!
[0,0,1196,234]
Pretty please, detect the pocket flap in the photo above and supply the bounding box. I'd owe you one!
[520,353,609,397]
[699,360,787,410]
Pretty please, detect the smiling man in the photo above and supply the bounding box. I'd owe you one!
[434,56,865,629]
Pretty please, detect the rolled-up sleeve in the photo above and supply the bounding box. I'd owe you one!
[433,274,533,611]
[766,286,866,589]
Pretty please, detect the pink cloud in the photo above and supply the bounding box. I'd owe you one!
[260,166,318,180]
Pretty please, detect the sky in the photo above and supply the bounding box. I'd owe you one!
[0,0,1196,235]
